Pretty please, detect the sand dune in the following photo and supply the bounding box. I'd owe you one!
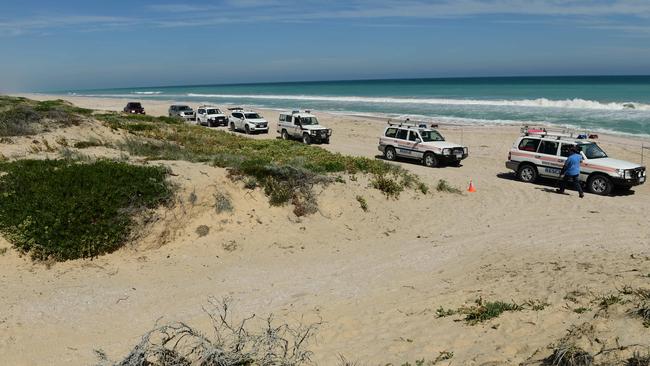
[0,94,649,365]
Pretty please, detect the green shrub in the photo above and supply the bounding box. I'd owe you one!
[371,174,404,198]
[0,160,173,260]
[461,299,522,324]
[356,195,368,212]
[436,179,462,194]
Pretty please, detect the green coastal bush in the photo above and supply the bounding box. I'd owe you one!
[0,159,173,260]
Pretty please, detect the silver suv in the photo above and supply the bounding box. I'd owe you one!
[168,105,195,121]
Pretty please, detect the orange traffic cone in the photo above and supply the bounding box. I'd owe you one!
[467,180,476,193]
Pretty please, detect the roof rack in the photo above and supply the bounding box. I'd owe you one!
[228,107,244,111]
[387,118,438,129]
[291,110,312,115]
[521,125,576,139]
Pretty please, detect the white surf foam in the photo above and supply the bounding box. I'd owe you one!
[186,93,650,111]
[132,91,163,95]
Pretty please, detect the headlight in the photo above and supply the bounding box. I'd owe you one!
[616,169,624,178]
[310,130,316,135]
[443,148,451,155]
[624,170,633,179]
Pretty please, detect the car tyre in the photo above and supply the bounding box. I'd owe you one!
[384,146,396,161]
[323,138,330,144]
[245,125,251,134]
[302,134,311,144]
[229,122,235,131]
[423,152,438,168]
[281,130,289,140]
[517,164,538,183]
[587,174,613,195]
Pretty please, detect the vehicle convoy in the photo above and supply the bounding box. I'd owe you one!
[168,105,195,121]
[196,105,227,127]
[506,127,646,195]
[123,102,145,114]
[377,120,468,167]
[277,110,332,144]
[228,108,269,134]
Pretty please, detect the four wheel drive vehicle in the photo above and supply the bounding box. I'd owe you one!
[277,110,332,144]
[123,102,145,114]
[228,108,269,134]
[377,120,468,167]
[168,105,195,121]
[506,128,646,195]
[196,105,227,127]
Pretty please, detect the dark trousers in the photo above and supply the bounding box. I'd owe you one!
[558,174,583,195]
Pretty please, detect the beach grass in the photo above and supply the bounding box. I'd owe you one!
[0,96,92,136]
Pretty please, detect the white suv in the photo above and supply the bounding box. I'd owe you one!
[506,127,646,195]
[196,105,227,127]
[378,121,468,167]
[277,110,331,144]
[228,108,269,134]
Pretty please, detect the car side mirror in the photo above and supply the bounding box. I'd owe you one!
[415,138,422,143]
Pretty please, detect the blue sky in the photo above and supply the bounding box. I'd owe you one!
[1,0,650,91]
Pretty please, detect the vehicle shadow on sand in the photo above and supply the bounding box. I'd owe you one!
[374,155,464,168]
[496,172,636,197]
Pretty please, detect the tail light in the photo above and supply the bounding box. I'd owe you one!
[508,152,511,160]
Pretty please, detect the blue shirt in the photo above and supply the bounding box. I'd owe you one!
[564,153,583,176]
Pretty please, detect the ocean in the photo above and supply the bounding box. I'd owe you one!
[66,76,650,136]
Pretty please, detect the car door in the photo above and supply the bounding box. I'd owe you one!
[407,130,424,159]
[395,129,410,157]
[292,116,302,137]
[197,108,205,123]
[536,139,562,178]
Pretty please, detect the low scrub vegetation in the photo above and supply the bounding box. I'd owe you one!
[0,96,92,136]
[0,159,173,260]
[436,298,548,325]
[543,343,594,366]
[436,179,462,194]
[101,112,422,212]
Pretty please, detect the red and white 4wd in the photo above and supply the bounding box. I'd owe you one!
[378,120,468,167]
[506,127,646,195]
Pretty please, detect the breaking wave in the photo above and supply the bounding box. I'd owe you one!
[186,93,649,111]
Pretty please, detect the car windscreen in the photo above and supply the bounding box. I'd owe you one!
[419,130,444,142]
[245,113,261,119]
[128,103,142,108]
[579,143,608,159]
[299,117,319,125]
[178,106,191,111]
[207,109,221,114]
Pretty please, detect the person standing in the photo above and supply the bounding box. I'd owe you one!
[557,145,584,198]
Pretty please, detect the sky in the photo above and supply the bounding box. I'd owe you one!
[1,0,650,91]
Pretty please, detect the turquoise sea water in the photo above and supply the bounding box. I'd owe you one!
[67,76,650,136]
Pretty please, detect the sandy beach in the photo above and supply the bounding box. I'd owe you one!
[1,94,649,365]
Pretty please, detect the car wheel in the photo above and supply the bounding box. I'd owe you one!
[302,134,311,144]
[323,138,330,144]
[229,122,235,131]
[384,146,396,161]
[587,174,612,195]
[245,125,250,134]
[517,164,538,183]
[281,130,289,140]
[423,152,438,168]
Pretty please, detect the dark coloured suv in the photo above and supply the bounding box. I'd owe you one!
[123,102,145,114]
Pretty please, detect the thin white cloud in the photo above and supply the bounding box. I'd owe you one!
[2,1,650,36]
